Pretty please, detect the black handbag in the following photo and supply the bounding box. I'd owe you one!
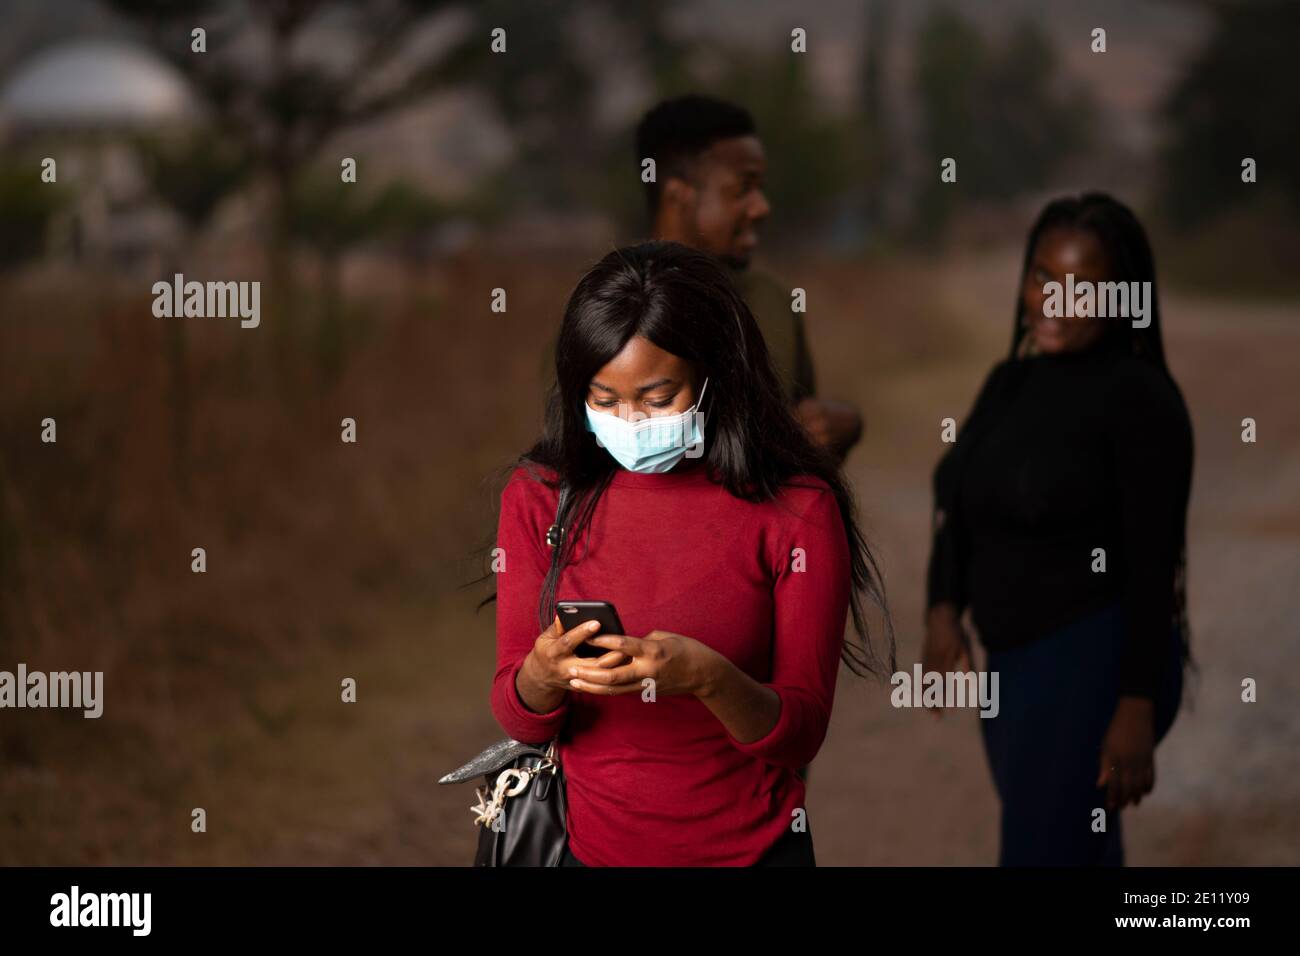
[439,737,567,866]
[439,484,572,866]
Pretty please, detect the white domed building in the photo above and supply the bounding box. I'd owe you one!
[0,38,199,265]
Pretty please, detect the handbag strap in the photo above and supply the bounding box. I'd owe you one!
[438,739,551,785]
[545,484,571,550]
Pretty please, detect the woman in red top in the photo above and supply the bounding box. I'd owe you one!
[490,241,892,866]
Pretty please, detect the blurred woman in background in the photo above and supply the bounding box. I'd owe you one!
[923,193,1193,866]
[491,240,892,866]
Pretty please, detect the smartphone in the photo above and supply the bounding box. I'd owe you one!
[556,600,624,659]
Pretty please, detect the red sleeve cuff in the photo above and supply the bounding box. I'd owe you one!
[723,686,809,770]
[494,658,568,744]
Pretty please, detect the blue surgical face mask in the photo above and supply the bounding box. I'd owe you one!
[584,378,708,474]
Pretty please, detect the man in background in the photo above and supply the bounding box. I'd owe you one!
[635,95,863,462]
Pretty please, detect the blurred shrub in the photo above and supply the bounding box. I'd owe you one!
[717,52,862,238]
[0,160,62,271]
[133,130,252,234]
[912,9,1094,243]
[289,174,447,383]
[1161,0,1300,229]
[1157,0,1300,293]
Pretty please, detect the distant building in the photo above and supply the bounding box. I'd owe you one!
[0,38,198,265]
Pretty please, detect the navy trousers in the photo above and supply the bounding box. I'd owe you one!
[980,603,1183,866]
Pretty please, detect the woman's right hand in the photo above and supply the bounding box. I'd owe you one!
[517,617,628,712]
[921,603,973,720]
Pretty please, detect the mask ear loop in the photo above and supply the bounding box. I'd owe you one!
[685,377,710,462]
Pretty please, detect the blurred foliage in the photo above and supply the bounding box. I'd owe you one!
[104,0,488,377]
[132,130,252,231]
[1160,0,1300,228]
[289,175,446,251]
[616,2,693,94]
[858,0,895,236]
[104,0,487,177]
[913,9,1093,242]
[1154,0,1300,293]
[59,0,1300,288]
[469,0,686,230]
[716,53,861,237]
[130,130,253,494]
[468,0,599,210]
[288,173,446,383]
[0,160,63,271]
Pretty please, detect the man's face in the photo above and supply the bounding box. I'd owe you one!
[678,135,770,269]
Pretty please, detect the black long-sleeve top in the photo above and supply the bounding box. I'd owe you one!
[926,343,1193,698]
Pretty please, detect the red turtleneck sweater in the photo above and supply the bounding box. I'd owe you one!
[491,463,850,866]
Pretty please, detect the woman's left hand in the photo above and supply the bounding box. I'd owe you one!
[1097,696,1157,811]
[565,631,718,698]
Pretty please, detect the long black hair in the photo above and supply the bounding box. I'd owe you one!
[943,193,1192,672]
[509,240,893,678]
